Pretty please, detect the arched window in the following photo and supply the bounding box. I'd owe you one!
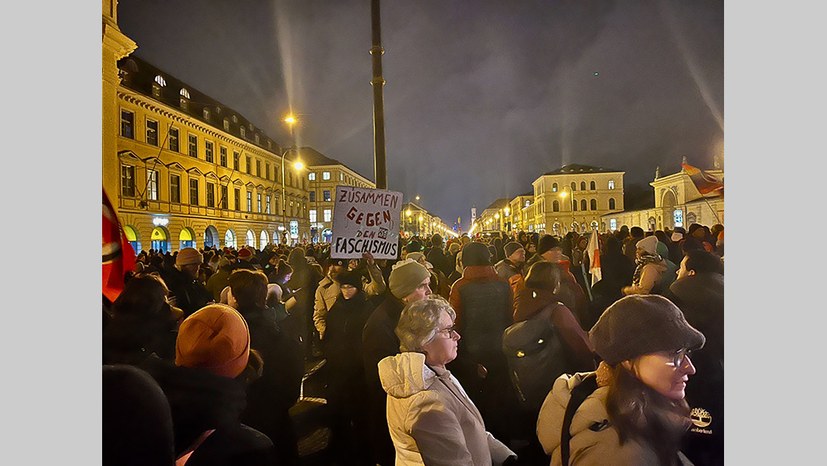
[608,180,615,189]
[552,183,558,192]
[590,181,596,190]
[580,181,586,191]
[552,200,560,212]
[580,199,587,211]
[224,229,236,248]
[590,199,597,210]
[571,182,577,191]
[609,198,616,210]
[246,229,256,248]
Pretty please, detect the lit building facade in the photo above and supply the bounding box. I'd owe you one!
[297,147,376,244]
[103,5,308,252]
[532,164,626,235]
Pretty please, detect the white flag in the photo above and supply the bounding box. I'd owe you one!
[586,229,602,286]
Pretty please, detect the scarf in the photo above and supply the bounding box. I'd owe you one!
[631,251,662,287]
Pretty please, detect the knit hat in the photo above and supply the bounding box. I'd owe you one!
[237,248,253,260]
[327,257,347,268]
[448,243,461,254]
[405,240,423,254]
[336,269,364,291]
[176,248,203,267]
[537,235,560,255]
[503,241,524,259]
[405,251,425,262]
[175,304,251,378]
[462,242,491,266]
[589,295,705,366]
[636,235,659,255]
[389,259,431,299]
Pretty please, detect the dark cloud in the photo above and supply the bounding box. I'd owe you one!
[118,0,723,230]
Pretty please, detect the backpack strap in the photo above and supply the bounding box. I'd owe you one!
[561,374,598,466]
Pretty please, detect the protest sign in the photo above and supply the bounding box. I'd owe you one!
[331,186,402,259]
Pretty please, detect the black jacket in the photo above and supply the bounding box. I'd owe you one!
[237,304,304,466]
[139,357,275,466]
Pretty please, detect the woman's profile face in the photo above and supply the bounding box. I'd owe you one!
[421,310,460,369]
[628,349,696,401]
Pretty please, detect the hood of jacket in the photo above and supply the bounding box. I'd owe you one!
[378,352,439,399]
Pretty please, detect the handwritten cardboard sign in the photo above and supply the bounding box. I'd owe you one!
[331,186,402,259]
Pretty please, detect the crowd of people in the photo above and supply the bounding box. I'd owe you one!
[103,223,724,465]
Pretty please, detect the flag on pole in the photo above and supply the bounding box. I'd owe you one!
[682,162,724,195]
[103,188,136,303]
[586,229,602,287]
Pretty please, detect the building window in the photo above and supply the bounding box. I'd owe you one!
[147,169,158,200]
[608,180,615,189]
[169,128,179,152]
[323,190,331,202]
[580,181,586,191]
[257,193,262,212]
[310,209,317,223]
[146,119,158,146]
[552,183,558,192]
[610,218,617,231]
[120,110,134,139]
[223,118,230,131]
[570,182,576,191]
[170,174,180,203]
[609,198,616,210]
[189,179,199,205]
[220,147,227,167]
[340,172,344,181]
[324,209,332,222]
[322,171,331,180]
[552,200,559,212]
[247,191,253,212]
[203,108,211,120]
[189,134,198,157]
[205,141,213,162]
[234,188,241,211]
[256,160,261,177]
[246,156,252,174]
[590,181,596,190]
[309,191,316,202]
[206,183,215,207]
[308,172,316,181]
[240,126,246,138]
[233,151,240,170]
[221,185,228,209]
[590,199,598,210]
[266,163,270,180]
[266,194,271,214]
[121,165,135,197]
[580,199,587,211]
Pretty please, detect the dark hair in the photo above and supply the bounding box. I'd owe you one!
[683,249,724,275]
[630,226,645,237]
[523,261,562,293]
[606,364,692,465]
[228,269,269,309]
[681,236,704,254]
[112,274,170,318]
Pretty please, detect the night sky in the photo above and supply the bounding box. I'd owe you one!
[117,0,723,230]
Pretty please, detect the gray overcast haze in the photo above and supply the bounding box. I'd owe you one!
[117,0,723,231]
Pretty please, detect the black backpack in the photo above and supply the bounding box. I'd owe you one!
[502,304,569,412]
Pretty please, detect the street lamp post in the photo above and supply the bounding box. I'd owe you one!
[281,114,298,245]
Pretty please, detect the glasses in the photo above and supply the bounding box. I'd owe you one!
[435,325,459,339]
[665,348,692,368]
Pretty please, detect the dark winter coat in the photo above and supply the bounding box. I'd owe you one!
[139,357,275,466]
[164,267,214,318]
[668,272,725,466]
[236,304,304,466]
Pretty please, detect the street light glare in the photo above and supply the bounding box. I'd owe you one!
[293,160,304,171]
[283,115,297,125]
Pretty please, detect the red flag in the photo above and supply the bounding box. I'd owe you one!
[682,162,724,195]
[103,188,136,302]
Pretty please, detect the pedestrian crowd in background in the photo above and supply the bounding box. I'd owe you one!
[103,222,724,466]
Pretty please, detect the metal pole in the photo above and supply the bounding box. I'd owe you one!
[281,150,286,244]
[370,0,387,189]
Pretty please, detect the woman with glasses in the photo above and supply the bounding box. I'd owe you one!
[536,295,705,466]
[378,296,518,466]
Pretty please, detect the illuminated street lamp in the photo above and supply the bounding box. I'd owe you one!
[281,114,299,244]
